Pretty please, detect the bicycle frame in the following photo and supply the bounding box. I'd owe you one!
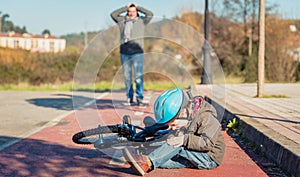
[80,123,171,149]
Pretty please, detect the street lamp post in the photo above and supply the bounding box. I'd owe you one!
[201,0,212,84]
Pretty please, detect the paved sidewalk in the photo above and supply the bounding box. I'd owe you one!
[197,83,300,177]
[0,90,267,177]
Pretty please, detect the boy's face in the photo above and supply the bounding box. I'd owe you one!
[127,7,137,19]
[168,110,187,129]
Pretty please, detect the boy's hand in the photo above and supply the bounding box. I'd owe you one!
[170,119,188,130]
[167,130,185,148]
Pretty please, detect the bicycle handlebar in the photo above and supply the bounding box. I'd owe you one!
[122,123,170,142]
[143,124,169,136]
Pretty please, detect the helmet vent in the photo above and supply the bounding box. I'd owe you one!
[161,109,165,118]
[169,90,176,95]
[161,98,166,106]
[155,102,159,110]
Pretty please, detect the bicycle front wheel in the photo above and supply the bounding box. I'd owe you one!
[72,125,119,145]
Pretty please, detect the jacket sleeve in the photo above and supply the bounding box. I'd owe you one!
[184,131,215,151]
[183,111,220,152]
[137,6,153,24]
[110,6,127,23]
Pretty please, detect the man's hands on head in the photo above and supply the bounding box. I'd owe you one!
[127,3,138,8]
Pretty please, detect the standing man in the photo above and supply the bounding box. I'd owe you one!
[111,3,153,106]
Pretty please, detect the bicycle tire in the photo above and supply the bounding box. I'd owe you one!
[72,125,119,144]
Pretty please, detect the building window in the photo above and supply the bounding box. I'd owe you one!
[50,41,55,52]
[31,40,38,48]
[14,40,20,49]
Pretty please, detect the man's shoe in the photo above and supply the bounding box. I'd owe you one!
[137,99,146,107]
[124,98,134,106]
[122,148,152,176]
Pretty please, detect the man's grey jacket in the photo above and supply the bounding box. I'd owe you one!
[111,6,153,54]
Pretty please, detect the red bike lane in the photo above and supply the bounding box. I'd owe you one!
[0,91,267,177]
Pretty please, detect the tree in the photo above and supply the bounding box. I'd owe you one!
[4,21,13,32]
[222,0,258,56]
[42,29,51,35]
[296,20,300,31]
[14,25,27,34]
[0,11,1,32]
[1,13,10,32]
[265,17,298,82]
[21,26,27,34]
[248,0,259,56]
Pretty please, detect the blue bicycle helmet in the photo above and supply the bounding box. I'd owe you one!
[154,88,187,124]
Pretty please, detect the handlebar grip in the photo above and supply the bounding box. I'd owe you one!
[144,124,169,136]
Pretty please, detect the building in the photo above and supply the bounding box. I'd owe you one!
[0,31,66,53]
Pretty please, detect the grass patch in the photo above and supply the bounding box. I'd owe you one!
[144,81,187,90]
[0,82,73,91]
[224,75,245,84]
[0,81,186,92]
[261,94,288,98]
[253,94,288,98]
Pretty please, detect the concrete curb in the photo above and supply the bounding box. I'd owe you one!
[206,97,299,177]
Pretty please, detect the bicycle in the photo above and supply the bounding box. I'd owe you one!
[72,115,171,153]
[72,88,194,153]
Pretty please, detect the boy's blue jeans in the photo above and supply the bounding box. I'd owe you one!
[148,143,217,169]
[120,53,144,102]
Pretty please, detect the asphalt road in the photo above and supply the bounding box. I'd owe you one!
[0,91,104,148]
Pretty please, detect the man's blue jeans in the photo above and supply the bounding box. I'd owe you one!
[120,53,144,101]
[148,143,217,169]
